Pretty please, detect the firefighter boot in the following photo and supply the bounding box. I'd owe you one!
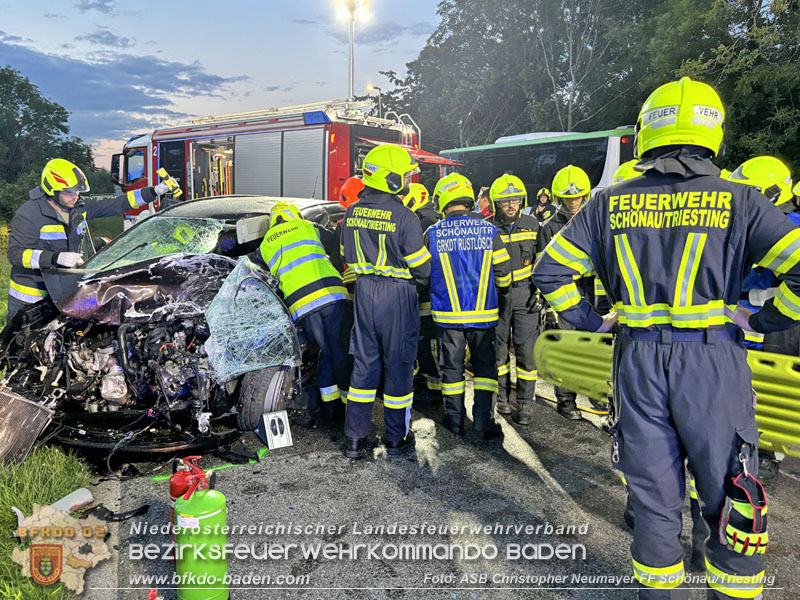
[344,437,366,459]
[496,388,513,415]
[557,399,582,420]
[442,394,466,435]
[473,417,504,440]
[386,430,416,456]
[512,400,535,425]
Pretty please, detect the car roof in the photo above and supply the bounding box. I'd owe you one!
[157,195,336,220]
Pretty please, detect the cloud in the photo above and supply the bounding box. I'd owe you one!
[75,0,115,13]
[264,85,294,93]
[292,18,317,25]
[0,30,25,43]
[302,19,436,46]
[77,27,134,48]
[0,40,248,143]
[43,13,66,18]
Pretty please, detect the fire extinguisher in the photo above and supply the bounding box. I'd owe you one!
[173,460,228,600]
[169,456,200,542]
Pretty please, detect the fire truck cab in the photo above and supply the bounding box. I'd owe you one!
[112,99,458,228]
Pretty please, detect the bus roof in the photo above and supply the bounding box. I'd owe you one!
[440,127,635,155]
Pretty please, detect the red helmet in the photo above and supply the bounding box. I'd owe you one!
[340,177,365,209]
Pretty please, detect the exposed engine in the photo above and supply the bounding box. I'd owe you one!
[1,314,230,436]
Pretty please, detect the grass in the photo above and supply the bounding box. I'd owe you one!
[0,447,92,600]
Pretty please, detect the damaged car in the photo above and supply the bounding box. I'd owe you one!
[0,196,345,461]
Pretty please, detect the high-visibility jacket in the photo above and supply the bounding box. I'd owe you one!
[425,210,511,328]
[488,213,539,286]
[340,189,432,283]
[7,185,157,306]
[532,150,800,334]
[259,218,348,321]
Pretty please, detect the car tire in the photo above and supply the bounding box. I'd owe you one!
[236,365,293,431]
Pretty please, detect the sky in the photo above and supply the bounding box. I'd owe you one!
[0,0,440,169]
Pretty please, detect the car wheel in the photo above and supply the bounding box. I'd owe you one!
[236,365,293,431]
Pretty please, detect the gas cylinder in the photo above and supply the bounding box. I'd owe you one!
[169,456,200,542]
[173,461,228,600]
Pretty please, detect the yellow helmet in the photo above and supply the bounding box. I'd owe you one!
[433,173,474,214]
[551,165,591,200]
[536,188,551,200]
[719,168,732,180]
[402,182,429,212]
[635,77,725,158]
[361,144,419,195]
[612,159,642,184]
[270,202,302,228]
[41,158,90,197]
[793,180,800,199]
[728,156,793,205]
[489,174,527,212]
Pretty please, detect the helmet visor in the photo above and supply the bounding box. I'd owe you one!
[64,168,90,194]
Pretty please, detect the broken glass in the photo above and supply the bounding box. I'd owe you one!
[204,257,300,382]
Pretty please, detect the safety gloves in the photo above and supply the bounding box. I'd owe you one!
[56,251,84,268]
[719,471,768,555]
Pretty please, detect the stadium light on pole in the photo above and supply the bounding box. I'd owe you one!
[337,0,371,99]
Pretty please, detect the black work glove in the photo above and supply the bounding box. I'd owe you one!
[526,291,543,313]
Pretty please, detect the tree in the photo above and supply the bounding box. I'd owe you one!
[0,66,97,181]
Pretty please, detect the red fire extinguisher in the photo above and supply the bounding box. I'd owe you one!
[169,456,201,541]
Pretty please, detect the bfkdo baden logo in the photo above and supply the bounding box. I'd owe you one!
[12,503,111,594]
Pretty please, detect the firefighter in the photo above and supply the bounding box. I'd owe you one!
[534,77,795,599]
[253,202,352,423]
[6,158,167,324]
[522,187,556,222]
[612,159,643,184]
[476,186,493,218]
[402,182,442,406]
[340,144,432,458]
[536,164,596,420]
[425,173,511,438]
[728,156,800,353]
[487,174,542,424]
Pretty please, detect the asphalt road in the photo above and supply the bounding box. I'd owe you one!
[84,381,800,600]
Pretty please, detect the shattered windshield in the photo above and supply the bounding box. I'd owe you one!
[204,257,299,382]
[82,217,228,271]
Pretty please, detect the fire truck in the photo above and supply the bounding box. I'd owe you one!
[111,98,459,226]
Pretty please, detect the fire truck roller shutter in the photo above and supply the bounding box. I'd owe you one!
[283,128,326,199]
[234,132,282,196]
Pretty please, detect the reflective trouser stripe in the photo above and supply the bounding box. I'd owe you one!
[705,558,765,598]
[632,559,684,589]
[442,381,466,395]
[475,250,492,311]
[426,376,441,391]
[384,392,413,409]
[497,362,511,377]
[594,278,606,296]
[516,367,537,381]
[757,228,800,275]
[615,233,646,306]
[9,280,48,303]
[347,387,377,403]
[320,385,341,403]
[473,377,498,393]
[419,301,432,317]
[674,232,707,307]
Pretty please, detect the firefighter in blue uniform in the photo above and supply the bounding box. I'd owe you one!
[534,77,796,599]
[253,202,352,424]
[340,144,432,458]
[402,183,442,407]
[6,158,165,324]
[425,173,512,438]
[536,164,597,420]
[487,174,541,424]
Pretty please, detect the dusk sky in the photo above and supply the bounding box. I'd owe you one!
[0,0,440,169]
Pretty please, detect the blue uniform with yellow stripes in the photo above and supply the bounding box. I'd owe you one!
[340,189,432,443]
[533,148,800,600]
[6,185,157,323]
[425,210,511,428]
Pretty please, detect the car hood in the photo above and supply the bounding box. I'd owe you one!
[43,254,237,325]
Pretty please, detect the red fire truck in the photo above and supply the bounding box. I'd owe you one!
[111,98,459,226]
